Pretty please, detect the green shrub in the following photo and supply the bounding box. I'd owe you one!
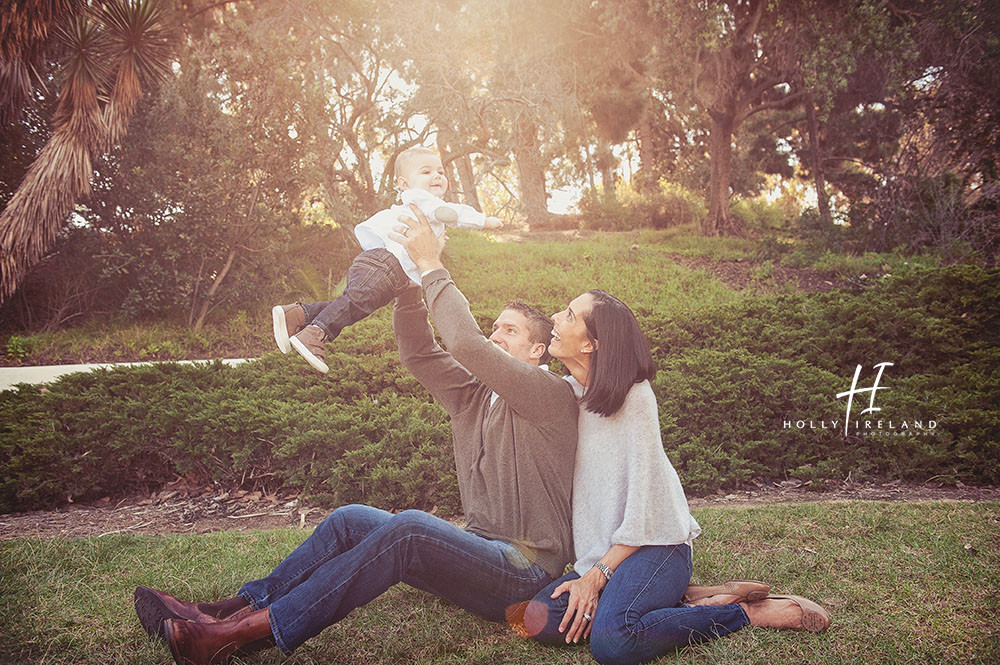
[0,223,356,334]
[0,318,462,515]
[730,197,791,231]
[577,193,635,231]
[644,264,1000,490]
[655,182,708,228]
[578,181,707,231]
[0,243,996,513]
[656,349,846,494]
[4,336,31,362]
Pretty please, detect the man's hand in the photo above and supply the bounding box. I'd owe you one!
[389,204,446,274]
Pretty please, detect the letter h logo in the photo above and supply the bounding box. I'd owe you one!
[835,362,893,436]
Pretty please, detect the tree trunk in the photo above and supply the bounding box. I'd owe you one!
[597,138,616,201]
[805,95,832,225]
[455,153,481,210]
[192,246,237,332]
[343,130,379,212]
[513,115,549,224]
[585,144,596,192]
[704,113,734,236]
[436,134,460,203]
[190,180,261,330]
[636,98,658,193]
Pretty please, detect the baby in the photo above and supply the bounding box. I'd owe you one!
[272,146,502,373]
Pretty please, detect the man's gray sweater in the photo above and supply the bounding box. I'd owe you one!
[393,269,578,578]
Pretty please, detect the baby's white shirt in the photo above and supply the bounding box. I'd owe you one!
[353,189,487,285]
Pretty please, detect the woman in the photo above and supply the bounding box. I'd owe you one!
[520,290,829,665]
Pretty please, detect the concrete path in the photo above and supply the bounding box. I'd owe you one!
[0,358,253,391]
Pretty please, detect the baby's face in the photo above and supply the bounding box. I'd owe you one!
[398,153,448,197]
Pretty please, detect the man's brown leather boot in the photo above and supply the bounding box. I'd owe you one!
[164,607,274,665]
[134,587,250,639]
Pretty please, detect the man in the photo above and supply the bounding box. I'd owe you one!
[133,205,579,664]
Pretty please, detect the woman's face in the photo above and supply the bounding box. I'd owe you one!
[549,292,596,361]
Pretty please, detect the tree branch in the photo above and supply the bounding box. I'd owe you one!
[735,74,782,114]
[187,0,253,19]
[739,89,809,124]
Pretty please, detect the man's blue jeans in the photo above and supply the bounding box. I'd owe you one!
[524,544,749,665]
[238,504,554,655]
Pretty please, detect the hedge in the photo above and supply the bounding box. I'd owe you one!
[1,265,997,514]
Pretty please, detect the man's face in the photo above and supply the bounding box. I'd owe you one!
[489,309,543,365]
[397,152,449,197]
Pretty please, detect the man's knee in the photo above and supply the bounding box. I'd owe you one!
[523,599,563,645]
[324,503,369,528]
[383,509,440,539]
[319,504,382,540]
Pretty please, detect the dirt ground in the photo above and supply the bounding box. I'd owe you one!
[2,479,997,541]
[663,252,845,292]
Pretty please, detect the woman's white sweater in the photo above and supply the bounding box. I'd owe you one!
[567,377,701,572]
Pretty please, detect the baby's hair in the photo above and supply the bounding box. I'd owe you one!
[393,146,440,179]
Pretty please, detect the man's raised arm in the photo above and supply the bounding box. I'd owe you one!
[388,205,576,424]
[393,284,482,416]
[419,269,575,423]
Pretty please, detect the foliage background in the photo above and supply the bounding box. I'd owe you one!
[1,1,997,515]
[1,232,996,514]
[2,0,998,330]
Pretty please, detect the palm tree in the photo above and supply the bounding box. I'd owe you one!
[0,0,173,303]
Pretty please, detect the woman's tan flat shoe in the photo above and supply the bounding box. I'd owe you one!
[683,580,771,603]
[756,594,831,633]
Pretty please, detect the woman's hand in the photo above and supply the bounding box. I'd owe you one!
[389,204,446,273]
[552,569,605,643]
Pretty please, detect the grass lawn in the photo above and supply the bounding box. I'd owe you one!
[2,500,997,664]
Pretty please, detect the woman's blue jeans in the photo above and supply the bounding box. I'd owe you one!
[524,544,749,665]
[238,504,553,655]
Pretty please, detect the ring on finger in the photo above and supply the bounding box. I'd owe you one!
[583,612,592,621]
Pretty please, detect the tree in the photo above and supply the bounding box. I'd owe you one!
[89,34,311,329]
[75,1,369,329]
[0,0,173,303]
[395,1,519,217]
[637,0,917,236]
[3,0,451,327]
[646,1,810,235]
[402,0,587,225]
[766,0,999,257]
[854,0,1000,256]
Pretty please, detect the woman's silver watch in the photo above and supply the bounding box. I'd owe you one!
[593,562,614,581]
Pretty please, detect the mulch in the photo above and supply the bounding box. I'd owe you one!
[2,479,997,541]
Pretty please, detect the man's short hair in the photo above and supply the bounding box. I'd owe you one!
[503,301,553,365]
[393,146,439,179]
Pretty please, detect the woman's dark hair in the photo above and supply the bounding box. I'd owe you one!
[580,290,655,417]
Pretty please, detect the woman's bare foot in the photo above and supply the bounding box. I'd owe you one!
[741,595,831,632]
